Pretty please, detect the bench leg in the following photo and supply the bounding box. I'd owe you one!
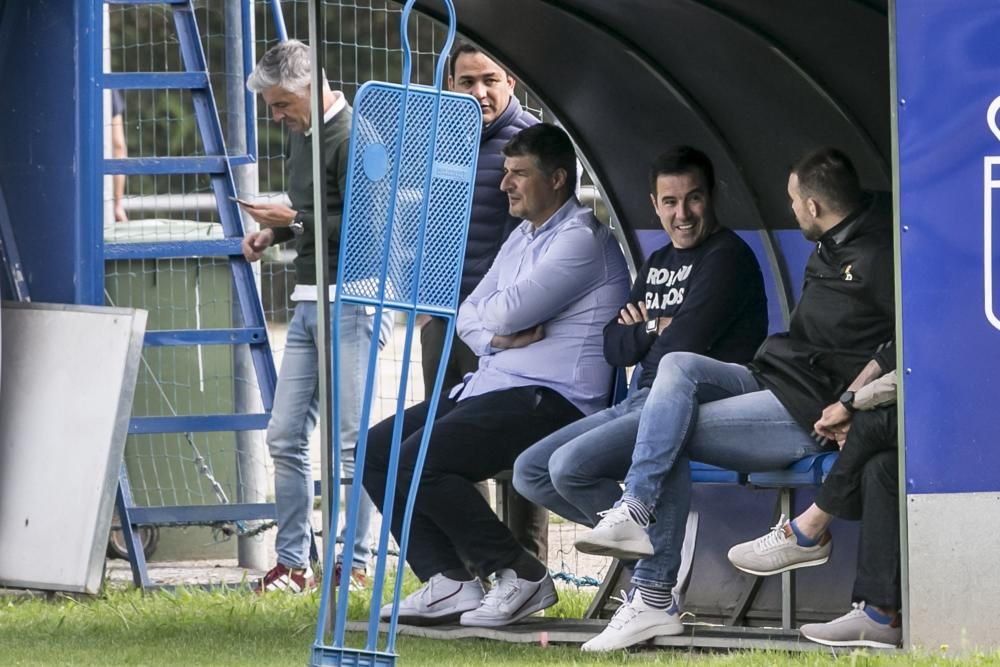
[585,558,630,619]
[780,487,796,630]
[728,574,763,625]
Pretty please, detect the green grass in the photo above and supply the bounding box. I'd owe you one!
[2,586,999,666]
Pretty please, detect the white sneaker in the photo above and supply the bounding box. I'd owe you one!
[379,573,484,626]
[459,569,558,627]
[581,589,683,651]
[727,514,832,576]
[574,504,654,560]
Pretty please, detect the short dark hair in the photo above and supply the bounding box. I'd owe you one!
[448,42,507,80]
[648,146,715,196]
[502,123,578,191]
[791,148,862,216]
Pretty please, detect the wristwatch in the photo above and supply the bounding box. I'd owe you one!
[289,211,305,236]
[645,319,658,335]
[839,390,856,413]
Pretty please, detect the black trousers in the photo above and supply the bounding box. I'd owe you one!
[362,385,581,581]
[420,316,551,562]
[815,406,901,609]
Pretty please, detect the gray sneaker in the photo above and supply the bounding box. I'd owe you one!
[800,602,901,648]
[574,504,654,560]
[727,515,831,576]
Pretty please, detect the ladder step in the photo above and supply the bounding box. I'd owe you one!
[129,413,270,434]
[104,238,243,260]
[104,156,228,175]
[127,504,276,526]
[144,328,268,347]
[103,72,209,90]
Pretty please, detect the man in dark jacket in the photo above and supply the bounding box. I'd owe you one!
[420,43,538,394]
[418,43,544,559]
[575,148,895,651]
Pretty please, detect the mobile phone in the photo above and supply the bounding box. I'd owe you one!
[228,195,255,207]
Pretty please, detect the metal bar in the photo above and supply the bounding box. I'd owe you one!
[128,413,270,434]
[779,488,796,629]
[143,327,268,346]
[306,0,336,643]
[103,239,243,260]
[128,503,276,525]
[103,156,228,175]
[80,0,103,305]
[271,0,289,42]
[102,71,209,89]
[115,465,151,588]
[227,0,269,572]
[241,0,257,160]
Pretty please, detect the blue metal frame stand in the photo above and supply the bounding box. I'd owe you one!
[310,1,481,664]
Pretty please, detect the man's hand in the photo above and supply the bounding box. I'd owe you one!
[239,201,297,228]
[242,228,275,262]
[491,324,544,350]
[814,401,852,447]
[618,302,671,334]
[618,302,649,325]
[416,314,433,329]
[114,203,128,223]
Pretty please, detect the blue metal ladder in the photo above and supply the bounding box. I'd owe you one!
[99,0,277,587]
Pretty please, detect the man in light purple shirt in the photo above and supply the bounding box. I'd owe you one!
[363,124,629,628]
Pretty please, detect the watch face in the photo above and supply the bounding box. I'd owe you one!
[645,319,658,334]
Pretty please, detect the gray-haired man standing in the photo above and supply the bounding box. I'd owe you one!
[240,40,388,593]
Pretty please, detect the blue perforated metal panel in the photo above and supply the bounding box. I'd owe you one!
[338,83,481,311]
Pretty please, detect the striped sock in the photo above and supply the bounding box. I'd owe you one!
[621,496,651,527]
[634,585,672,610]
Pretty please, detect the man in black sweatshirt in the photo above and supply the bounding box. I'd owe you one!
[512,144,767,541]
[574,148,895,652]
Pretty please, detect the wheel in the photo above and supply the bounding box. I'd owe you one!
[106,509,160,560]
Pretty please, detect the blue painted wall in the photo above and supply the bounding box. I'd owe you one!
[0,0,100,304]
[896,1,1000,494]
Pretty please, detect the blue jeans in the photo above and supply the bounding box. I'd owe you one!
[513,388,649,527]
[268,301,388,570]
[625,352,825,591]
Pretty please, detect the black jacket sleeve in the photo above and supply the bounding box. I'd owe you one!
[603,260,655,367]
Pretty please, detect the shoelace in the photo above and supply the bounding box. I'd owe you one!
[480,574,518,609]
[841,601,868,619]
[595,504,630,527]
[606,590,639,629]
[755,514,792,550]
